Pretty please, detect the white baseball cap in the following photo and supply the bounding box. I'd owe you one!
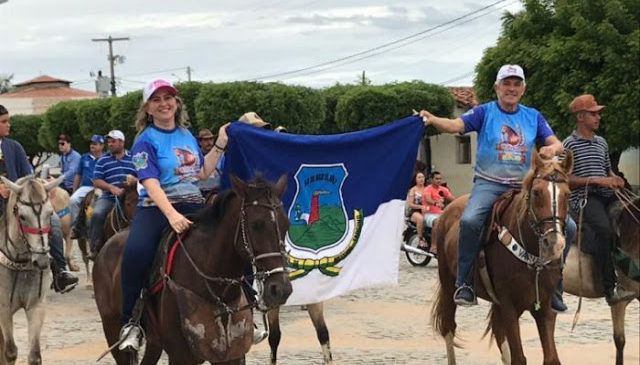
[496,64,525,82]
[142,78,178,103]
[105,129,125,141]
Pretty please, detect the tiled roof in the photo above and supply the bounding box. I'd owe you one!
[13,75,71,86]
[1,87,98,98]
[447,86,477,109]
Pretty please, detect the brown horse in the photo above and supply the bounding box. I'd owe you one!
[75,176,138,287]
[93,174,293,364]
[266,302,332,365]
[563,194,639,365]
[431,150,574,365]
[98,176,138,253]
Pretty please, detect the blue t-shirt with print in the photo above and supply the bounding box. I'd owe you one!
[461,101,553,187]
[131,125,204,206]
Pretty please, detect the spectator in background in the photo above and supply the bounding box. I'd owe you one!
[196,128,221,197]
[58,133,81,194]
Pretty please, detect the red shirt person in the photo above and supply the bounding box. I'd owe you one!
[422,171,455,214]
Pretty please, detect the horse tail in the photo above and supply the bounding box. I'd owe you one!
[482,306,495,344]
[430,217,460,347]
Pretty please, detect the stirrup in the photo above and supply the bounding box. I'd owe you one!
[453,284,477,306]
[118,323,145,352]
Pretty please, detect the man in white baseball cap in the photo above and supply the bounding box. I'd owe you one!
[495,64,525,82]
[419,64,576,312]
[106,129,125,141]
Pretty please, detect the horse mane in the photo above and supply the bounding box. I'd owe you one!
[190,189,237,229]
[190,175,279,228]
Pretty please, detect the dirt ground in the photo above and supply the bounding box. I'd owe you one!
[8,246,640,365]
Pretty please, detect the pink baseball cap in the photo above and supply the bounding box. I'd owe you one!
[142,78,178,103]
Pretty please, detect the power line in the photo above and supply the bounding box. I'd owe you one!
[439,71,475,86]
[248,0,509,81]
[273,0,515,82]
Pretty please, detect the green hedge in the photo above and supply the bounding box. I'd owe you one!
[26,80,453,153]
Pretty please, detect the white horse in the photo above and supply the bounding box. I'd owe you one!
[0,175,61,365]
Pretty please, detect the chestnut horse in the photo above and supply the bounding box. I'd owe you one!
[431,150,573,365]
[563,193,639,365]
[267,302,332,365]
[93,175,293,364]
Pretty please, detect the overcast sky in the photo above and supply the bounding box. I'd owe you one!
[1,0,522,94]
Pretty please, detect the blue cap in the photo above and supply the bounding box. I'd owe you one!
[90,134,104,143]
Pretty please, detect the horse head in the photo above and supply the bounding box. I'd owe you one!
[1,175,61,270]
[521,149,573,262]
[121,174,139,220]
[230,173,293,309]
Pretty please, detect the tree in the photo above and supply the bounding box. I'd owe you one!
[0,74,13,94]
[38,100,85,152]
[76,98,113,152]
[9,114,49,167]
[475,0,639,169]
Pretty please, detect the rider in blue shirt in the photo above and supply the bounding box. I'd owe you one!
[57,134,81,194]
[89,130,136,254]
[420,64,577,312]
[118,78,228,352]
[69,134,104,228]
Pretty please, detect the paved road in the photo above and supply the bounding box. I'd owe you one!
[9,247,640,364]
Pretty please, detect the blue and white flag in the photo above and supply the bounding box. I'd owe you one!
[222,115,424,305]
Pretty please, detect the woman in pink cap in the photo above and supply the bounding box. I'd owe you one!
[117,78,228,351]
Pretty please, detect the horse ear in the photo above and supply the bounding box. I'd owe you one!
[274,173,287,198]
[1,176,23,194]
[43,176,63,192]
[560,149,573,174]
[230,174,246,196]
[530,148,543,169]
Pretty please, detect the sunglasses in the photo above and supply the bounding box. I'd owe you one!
[58,141,67,146]
[198,137,214,141]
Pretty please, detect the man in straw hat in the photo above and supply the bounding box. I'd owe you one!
[562,94,635,305]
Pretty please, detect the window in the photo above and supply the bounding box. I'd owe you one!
[456,135,471,164]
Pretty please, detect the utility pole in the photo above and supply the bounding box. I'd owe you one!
[91,35,130,96]
[186,66,192,82]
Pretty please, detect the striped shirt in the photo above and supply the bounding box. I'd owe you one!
[562,131,613,211]
[93,151,137,199]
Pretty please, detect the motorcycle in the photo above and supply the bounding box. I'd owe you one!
[401,218,435,266]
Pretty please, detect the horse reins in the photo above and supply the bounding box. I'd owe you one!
[169,195,287,317]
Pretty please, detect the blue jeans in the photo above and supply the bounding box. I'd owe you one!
[49,213,67,270]
[120,202,203,325]
[456,178,576,287]
[89,197,115,252]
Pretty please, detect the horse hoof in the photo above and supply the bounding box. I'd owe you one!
[68,262,80,272]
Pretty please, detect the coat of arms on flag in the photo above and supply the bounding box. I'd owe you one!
[286,164,363,278]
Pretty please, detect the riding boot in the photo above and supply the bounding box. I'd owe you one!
[50,260,78,293]
[551,279,568,312]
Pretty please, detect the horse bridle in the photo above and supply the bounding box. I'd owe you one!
[5,197,51,259]
[235,197,288,311]
[525,171,567,241]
